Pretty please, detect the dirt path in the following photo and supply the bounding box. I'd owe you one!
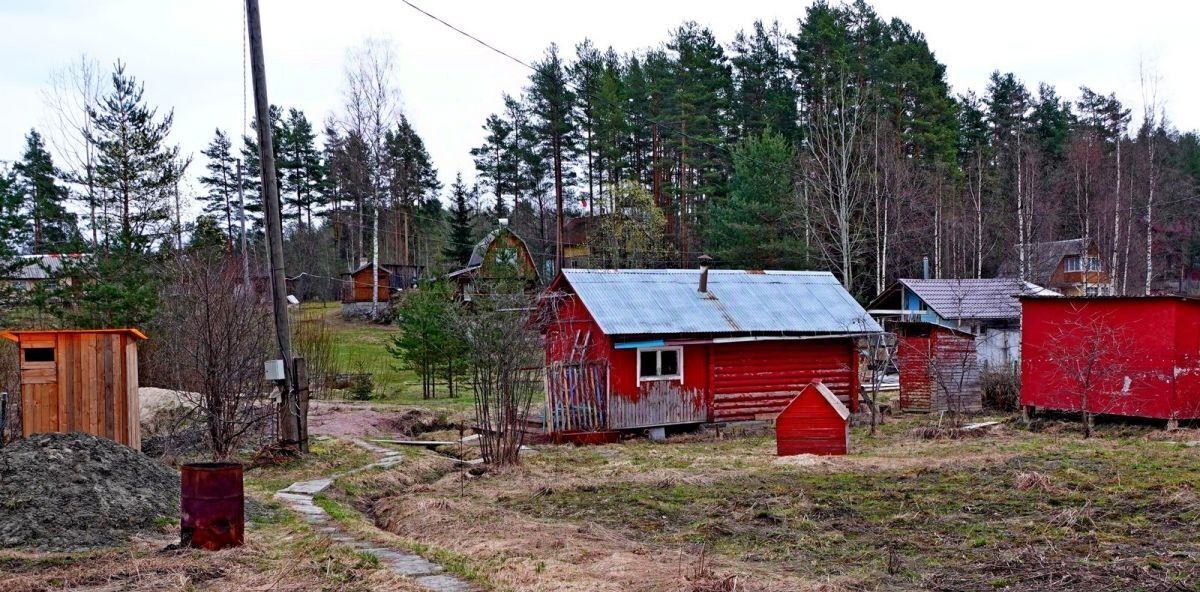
[275,441,473,592]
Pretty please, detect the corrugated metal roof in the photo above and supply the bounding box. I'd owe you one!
[561,269,881,337]
[9,254,70,280]
[899,278,1057,320]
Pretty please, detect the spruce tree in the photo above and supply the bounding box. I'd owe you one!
[14,129,77,254]
[0,170,28,317]
[706,131,805,268]
[444,172,476,265]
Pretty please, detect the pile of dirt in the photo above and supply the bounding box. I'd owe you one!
[0,433,180,551]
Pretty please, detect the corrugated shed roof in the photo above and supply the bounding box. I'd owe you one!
[9,254,72,280]
[561,269,881,337]
[899,278,1056,320]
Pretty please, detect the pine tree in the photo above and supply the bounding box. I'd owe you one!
[67,61,184,328]
[13,129,77,253]
[385,115,441,265]
[87,61,182,245]
[730,21,798,141]
[198,129,239,247]
[528,44,575,272]
[444,172,476,266]
[279,108,325,228]
[471,110,513,217]
[667,22,734,263]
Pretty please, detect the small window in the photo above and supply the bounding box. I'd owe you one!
[24,347,54,363]
[637,347,683,381]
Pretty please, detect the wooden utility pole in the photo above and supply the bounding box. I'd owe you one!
[245,0,300,448]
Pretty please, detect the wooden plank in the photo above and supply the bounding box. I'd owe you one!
[111,335,125,445]
[72,335,84,433]
[59,335,73,431]
[126,340,140,450]
[80,334,96,436]
[102,335,115,439]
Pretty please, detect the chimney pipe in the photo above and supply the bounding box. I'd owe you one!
[697,254,713,293]
[922,256,930,280]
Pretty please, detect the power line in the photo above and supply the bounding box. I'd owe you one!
[399,0,533,71]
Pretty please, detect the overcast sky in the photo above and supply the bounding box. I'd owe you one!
[1,0,1196,207]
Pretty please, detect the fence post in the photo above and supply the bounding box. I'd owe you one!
[293,357,309,453]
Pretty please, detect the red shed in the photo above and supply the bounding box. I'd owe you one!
[776,381,850,456]
[894,322,981,413]
[540,268,881,439]
[1021,296,1200,423]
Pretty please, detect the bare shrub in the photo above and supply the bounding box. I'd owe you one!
[458,292,541,466]
[292,315,337,398]
[156,255,275,460]
[981,366,1020,411]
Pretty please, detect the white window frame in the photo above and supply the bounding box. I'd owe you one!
[636,346,683,383]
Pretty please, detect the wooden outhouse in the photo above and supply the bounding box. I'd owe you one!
[776,381,850,456]
[895,322,982,413]
[1,329,147,449]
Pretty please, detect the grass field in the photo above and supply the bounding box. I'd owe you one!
[332,414,1200,592]
[297,301,474,410]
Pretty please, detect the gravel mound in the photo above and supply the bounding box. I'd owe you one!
[0,432,180,551]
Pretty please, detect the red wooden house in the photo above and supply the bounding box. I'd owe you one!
[540,268,881,439]
[1021,296,1200,424]
[776,381,850,456]
[894,322,981,413]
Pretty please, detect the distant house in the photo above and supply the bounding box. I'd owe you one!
[560,215,608,268]
[1000,238,1111,296]
[2,254,79,292]
[340,263,423,304]
[868,277,1056,367]
[541,268,881,441]
[447,225,540,298]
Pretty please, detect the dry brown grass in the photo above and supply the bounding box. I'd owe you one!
[0,515,423,592]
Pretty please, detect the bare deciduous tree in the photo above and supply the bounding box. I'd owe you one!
[157,255,274,460]
[41,54,104,244]
[340,38,403,319]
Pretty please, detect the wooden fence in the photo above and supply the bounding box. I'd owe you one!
[544,360,608,433]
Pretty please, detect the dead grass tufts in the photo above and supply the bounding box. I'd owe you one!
[1014,471,1053,492]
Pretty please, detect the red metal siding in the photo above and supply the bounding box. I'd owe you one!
[1021,298,1200,420]
[776,385,848,456]
[711,340,857,422]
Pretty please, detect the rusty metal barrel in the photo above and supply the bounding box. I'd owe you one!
[180,462,245,550]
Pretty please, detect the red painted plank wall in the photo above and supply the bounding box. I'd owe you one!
[711,340,857,422]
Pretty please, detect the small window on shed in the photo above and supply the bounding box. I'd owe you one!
[637,347,683,382]
[24,347,54,363]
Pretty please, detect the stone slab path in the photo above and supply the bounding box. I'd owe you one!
[275,443,473,592]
